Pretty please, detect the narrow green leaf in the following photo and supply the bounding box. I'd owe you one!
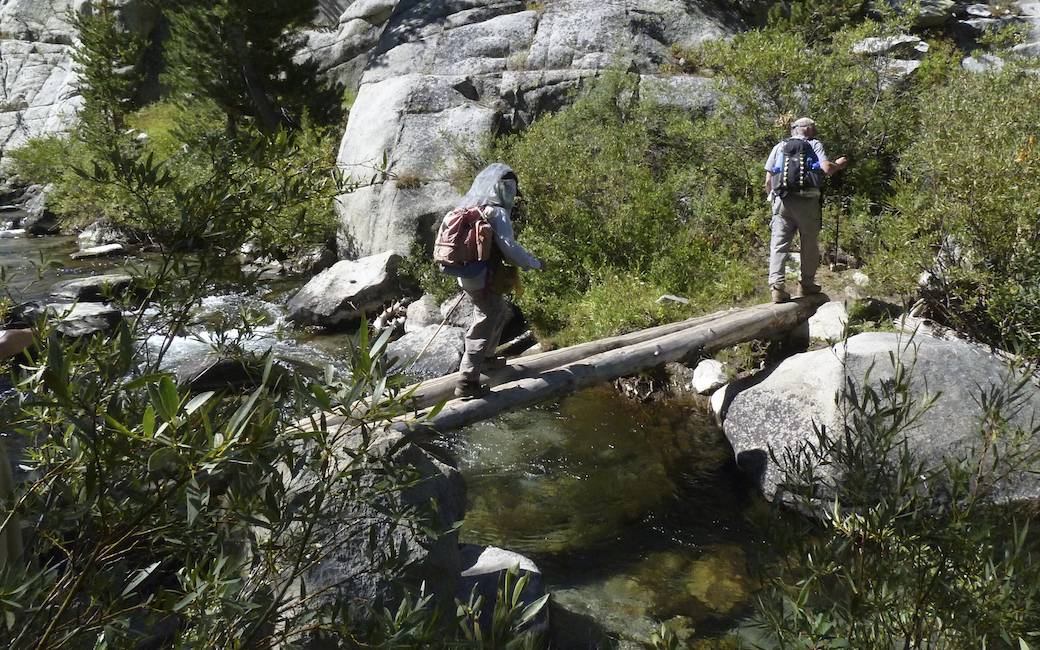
[121,561,161,597]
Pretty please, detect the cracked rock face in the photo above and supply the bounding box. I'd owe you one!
[324,0,740,258]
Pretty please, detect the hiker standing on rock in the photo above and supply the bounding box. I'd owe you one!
[435,163,543,398]
[764,117,848,303]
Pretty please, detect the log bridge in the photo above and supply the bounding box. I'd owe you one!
[318,294,829,435]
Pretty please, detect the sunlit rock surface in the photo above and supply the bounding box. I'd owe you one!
[324,0,739,256]
[720,332,1040,505]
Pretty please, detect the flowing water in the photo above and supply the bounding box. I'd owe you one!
[445,386,767,646]
[3,231,768,646]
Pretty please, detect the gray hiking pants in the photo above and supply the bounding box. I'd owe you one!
[459,289,509,381]
[768,194,822,287]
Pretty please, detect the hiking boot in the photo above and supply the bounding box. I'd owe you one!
[454,379,489,399]
[770,284,791,304]
[799,281,822,296]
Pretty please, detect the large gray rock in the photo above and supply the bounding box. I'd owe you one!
[37,302,121,337]
[639,74,719,115]
[386,323,465,379]
[962,53,1006,73]
[851,34,928,58]
[332,0,741,257]
[692,359,728,395]
[808,301,848,342]
[720,332,1040,505]
[77,218,132,249]
[286,251,403,327]
[872,0,956,27]
[19,184,60,235]
[51,273,135,301]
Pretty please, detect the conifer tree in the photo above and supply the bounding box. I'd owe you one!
[71,0,145,143]
[161,0,339,133]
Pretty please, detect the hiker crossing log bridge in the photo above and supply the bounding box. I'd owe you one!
[316,294,829,435]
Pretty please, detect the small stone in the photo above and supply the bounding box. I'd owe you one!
[808,301,849,342]
[693,359,727,395]
[70,243,126,260]
[656,294,690,305]
[852,271,870,287]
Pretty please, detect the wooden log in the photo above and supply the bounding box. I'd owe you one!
[402,308,737,411]
[399,295,828,435]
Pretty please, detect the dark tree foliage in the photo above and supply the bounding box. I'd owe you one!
[70,0,146,142]
[160,0,341,132]
[767,0,869,43]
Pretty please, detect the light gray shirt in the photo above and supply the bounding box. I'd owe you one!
[458,206,541,290]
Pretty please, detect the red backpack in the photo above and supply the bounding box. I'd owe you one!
[433,206,494,270]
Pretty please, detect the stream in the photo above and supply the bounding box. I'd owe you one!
[2,229,769,646]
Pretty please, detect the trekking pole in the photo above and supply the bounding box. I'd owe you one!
[833,202,840,270]
[406,292,465,370]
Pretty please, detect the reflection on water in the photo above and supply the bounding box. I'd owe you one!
[450,385,765,646]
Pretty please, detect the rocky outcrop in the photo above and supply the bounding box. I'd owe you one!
[19,184,60,234]
[719,332,1040,506]
[286,250,404,327]
[326,0,740,257]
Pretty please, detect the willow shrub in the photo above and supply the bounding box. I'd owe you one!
[0,139,547,648]
[875,66,1040,358]
[490,73,760,345]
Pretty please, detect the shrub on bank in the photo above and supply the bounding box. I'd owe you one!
[875,66,1040,358]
